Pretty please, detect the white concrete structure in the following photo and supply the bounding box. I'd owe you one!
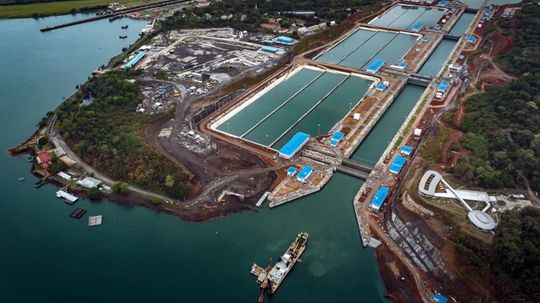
[418,170,497,231]
[77,176,102,189]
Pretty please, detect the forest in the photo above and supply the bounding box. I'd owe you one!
[454,2,540,192]
[162,0,375,32]
[54,70,191,199]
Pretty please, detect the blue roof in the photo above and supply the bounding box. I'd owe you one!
[410,22,424,32]
[287,166,298,175]
[389,156,406,174]
[279,132,310,158]
[370,186,389,210]
[277,36,293,43]
[261,46,279,53]
[434,293,448,303]
[401,145,413,155]
[467,35,477,43]
[124,51,146,69]
[366,59,385,73]
[376,82,388,91]
[438,81,449,92]
[331,131,344,141]
[297,165,313,180]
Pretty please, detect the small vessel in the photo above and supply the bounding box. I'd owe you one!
[251,232,309,300]
[119,35,127,39]
[18,177,25,181]
[121,25,129,29]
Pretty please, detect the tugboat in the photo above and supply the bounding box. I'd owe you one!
[119,35,127,39]
[250,232,309,301]
[121,25,129,29]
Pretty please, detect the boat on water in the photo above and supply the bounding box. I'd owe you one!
[17,177,25,181]
[251,232,309,300]
[121,25,129,29]
[119,35,128,39]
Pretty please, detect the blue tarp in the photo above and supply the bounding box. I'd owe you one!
[389,155,406,174]
[434,293,448,303]
[401,145,413,155]
[370,186,389,210]
[437,81,449,92]
[366,59,384,73]
[277,36,293,43]
[296,165,313,182]
[279,132,310,159]
[287,166,298,175]
[124,51,146,69]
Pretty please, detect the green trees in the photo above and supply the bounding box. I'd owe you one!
[55,70,191,199]
[455,3,540,191]
[87,187,102,200]
[112,182,129,195]
[491,207,540,301]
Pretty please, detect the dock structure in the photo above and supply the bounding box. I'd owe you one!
[39,0,189,32]
[56,190,78,204]
[88,215,103,227]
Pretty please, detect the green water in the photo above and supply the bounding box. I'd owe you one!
[418,39,457,76]
[217,68,322,136]
[351,84,426,166]
[371,6,444,30]
[244,72,345,145]
[272,76,373,148]
[449,12,475,36]
[317,29,417,70]
[0,15,389,302]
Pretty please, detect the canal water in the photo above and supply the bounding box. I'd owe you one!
[418,39,457,76]
[0,15,389,302]
[317,29,418,70]
[449,12,476,36]
[351,84,426,166]
[370,5,445,30]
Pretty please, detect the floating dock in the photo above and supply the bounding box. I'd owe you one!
[88,215,103,226]
[70,208,87,220]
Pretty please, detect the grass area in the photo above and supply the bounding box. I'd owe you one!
[0,0,146,19]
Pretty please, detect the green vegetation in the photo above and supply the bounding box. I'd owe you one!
[55,70,190,199]
[454,2,540,191]
[452,207,540,302]
[48,157,68,174]
[87,187,102,200]
[162,0,375,32]
[112,181,129,194]
[0,0,143,19]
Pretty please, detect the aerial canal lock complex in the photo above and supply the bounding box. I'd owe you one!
[5,0,535,302]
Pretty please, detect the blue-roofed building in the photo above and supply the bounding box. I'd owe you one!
[329,131,344,147]
[376,82,389,91]
[287,166,298,176]
[275,36,295,45]
[466,35,477,43]
[437,81,449,92]
[401,145,413,156]
[123,51,146,69]
[370,186,389,211]
[366,59,384,73]
[433,293,448,303]
[296,165,313,183]
[389,155,407,174]
[410,22,424,32]
[260,46,280,53]
[278,132,310,159]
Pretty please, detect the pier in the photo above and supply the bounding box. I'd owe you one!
[40,0,189,32]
